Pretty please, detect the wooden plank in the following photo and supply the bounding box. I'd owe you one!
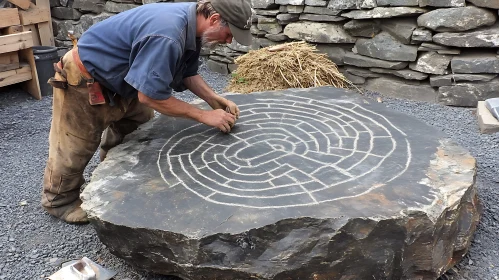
[0,63,32,87]
[35,0,54,46]
[19,48,41,99]
[19,3,51,25]
[7,0,31,10]
[0,8,21,29]
[37,22,53,46]
[23,24,41,46]
[0,52,20,72]
[0,31,34,54]
[2,25,23,35]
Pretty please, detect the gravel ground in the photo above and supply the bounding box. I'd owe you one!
[1,58,498,280]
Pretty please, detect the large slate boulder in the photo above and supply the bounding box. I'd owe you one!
[417,6,497,32]
[81,87,480,280]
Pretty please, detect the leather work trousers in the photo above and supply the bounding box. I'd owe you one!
[41,49,154,209]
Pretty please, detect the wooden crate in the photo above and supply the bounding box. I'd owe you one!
[0,0,55,100]
[0,12,41,99]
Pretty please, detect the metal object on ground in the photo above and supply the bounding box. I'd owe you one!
[47,257,116,280]
[485,98,499,120]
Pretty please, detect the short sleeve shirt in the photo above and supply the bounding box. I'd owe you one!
[77,2,200,100]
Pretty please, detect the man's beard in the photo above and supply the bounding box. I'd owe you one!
[201,25,226,49]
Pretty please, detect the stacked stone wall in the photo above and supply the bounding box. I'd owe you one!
[49,0,499,106]
[208,0,499,106]
[49,0,194,48]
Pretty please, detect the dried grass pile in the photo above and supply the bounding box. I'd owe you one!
[226,41,353,94]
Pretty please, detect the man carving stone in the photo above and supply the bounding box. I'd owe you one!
[42,0,253,224]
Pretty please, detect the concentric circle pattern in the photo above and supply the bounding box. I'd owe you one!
[158,96,411,208]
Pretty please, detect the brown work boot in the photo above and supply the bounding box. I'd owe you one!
[44,199,89,224]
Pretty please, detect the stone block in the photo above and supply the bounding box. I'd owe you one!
[303,6,341,15]
[377,0,418,6]
[299,14,345,22]
[417,6,497,32]
[206,59,228,75]
[284,21,356,43]
[342,7,427,19]
[265,33,288,41]
[378,17,417,44]
[305,0,326,5]
[276,13,300,24]
[369,67,428,80]
[429,74,497,87]
[365,76,437,102]
[258,22,282,34]
[438,79,499,107]
[254,9,280,16]
[477,101,499,134]
[80,13,114,31]
[343,72,366,84]
[53,19,85,40]
[344,66,381,78]
[51,7,82,20]
[433,25,499,48]
[467,0,499,9]
[280,5,305,13]
[419,0,465,7]
[252,0,277,9]
[355,32,418,62]
[451,53,499,74]
[344,52,408,69]
[275,0,304,4]
[409,52,452,75]
[328,0,376,9]
[343,20,381,38]
[411,28,432,42]
[104,1,139,13]
[72,0,105,13]
[315,44,350,65]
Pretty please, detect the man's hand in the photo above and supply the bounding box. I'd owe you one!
[183,75,240,119]
[210,96,240,119]
[137,91,236,133]
[201,109,236,133]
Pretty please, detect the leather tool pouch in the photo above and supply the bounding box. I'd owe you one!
[87,79,106,105]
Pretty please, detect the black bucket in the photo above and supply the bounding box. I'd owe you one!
[33,46,59,96]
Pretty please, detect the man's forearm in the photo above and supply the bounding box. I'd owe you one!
[183,75,221,108]
[137,91,204,122]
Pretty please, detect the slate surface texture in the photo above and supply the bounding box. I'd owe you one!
[81,87,480,280]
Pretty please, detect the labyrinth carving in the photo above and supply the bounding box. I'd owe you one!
[158,95,412,209]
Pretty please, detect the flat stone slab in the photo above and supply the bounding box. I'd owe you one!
[81,87,480,280]
[477,101,499,134]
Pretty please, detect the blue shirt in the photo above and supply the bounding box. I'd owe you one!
[77,2,201,100]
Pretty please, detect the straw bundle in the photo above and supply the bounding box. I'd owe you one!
[226,41,353,94]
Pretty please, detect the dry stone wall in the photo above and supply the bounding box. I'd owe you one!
[49,0,193,48]
[49,0,499,106]
[207,0,499,107]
